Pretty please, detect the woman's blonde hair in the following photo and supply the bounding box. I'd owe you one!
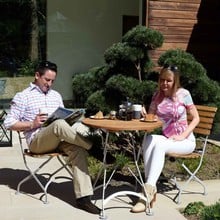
[158,65,181,98]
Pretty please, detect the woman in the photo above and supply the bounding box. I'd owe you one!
[131,64,200,213]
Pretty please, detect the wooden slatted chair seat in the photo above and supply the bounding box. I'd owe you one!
[168,152,201,159]
[23,149,68,158]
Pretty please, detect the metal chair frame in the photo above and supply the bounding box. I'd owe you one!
[166,105,218,204]
[0,110,12,146]
[16,131,73,204]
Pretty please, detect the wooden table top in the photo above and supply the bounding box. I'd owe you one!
[82,118,162,132]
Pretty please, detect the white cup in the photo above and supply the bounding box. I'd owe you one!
[39,108,48,115]
[132,104,142,119]
[39,108,48,122]
[110,110,116,120]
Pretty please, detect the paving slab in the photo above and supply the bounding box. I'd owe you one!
[0,131,219,220]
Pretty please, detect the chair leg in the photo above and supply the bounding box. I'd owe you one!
[56,155,73,178]
[16,156,54,204]
[181,163,207,195]
[0,125,12,145]
[170,162,207,204]
[16,155,73,204]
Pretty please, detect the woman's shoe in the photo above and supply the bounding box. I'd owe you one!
[130,183,157,213]
[144,183,157,208]
[130,198,145,213]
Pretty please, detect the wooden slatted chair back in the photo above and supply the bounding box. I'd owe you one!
[188,105,217,136]
[166,104,218,204]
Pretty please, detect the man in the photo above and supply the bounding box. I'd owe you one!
[4,61,110,214]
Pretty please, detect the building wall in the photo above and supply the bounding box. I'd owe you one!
[147,0,201,63]
[47,0,139,101]
[147,0,220,81]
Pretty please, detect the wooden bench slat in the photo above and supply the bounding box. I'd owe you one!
[24,149,67,158]
[167,152,200,159]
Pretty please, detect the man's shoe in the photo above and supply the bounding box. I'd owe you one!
[76,196,101,214]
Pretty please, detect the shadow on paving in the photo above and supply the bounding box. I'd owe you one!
[0,168,76,206]
[0,168,160,207]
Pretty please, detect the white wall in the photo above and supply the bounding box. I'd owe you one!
[47,0,139,101]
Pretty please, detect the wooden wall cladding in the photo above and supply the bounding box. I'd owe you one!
[147,0,220,80]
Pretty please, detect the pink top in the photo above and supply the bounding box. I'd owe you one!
[149,88,194,138]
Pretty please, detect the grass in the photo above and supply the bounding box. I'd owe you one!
[182,201,220,220]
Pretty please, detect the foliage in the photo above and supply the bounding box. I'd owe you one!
[72,72,94,107]
[85,90,110,116]
[122,25,164,49]
[104,25,163,81]
[115,152,131,169]
[200,200,220,220]
[183,201,205,216]
[104,42,134,67]
[177,157,203,177]
[158,49,220,107]
[88,156,102,180]
[72,25,163,114]
[17,59,38,76]
[183,200,220,220]
[0,0,46,76]
[105,74,156,109]
[0,70,9,77]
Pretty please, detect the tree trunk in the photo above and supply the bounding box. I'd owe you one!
[29,0,39,61]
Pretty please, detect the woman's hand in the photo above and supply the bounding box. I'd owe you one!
[141,106,147,117]
[168,134,185,141]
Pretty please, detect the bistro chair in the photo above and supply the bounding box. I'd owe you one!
[166,105,218,204]
[0,110,12,146]
[16,131,73,204]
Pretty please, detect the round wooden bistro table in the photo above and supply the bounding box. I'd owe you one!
[82,118,162,219]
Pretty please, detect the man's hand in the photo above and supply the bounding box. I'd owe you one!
[32,114,48,128]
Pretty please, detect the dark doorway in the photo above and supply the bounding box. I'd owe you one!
[122,15,139,36]
[187,0,220,81]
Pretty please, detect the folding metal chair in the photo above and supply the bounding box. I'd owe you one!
[0,110,12,146]
[166,105,218,204]
[16,131,73,204]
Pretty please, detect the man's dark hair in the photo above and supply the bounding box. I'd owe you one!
[35,61,57,76]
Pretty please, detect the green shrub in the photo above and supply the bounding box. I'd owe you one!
[183,200,220,220]
[183,201,205,216]
[200,201,220,220]
[115,152,130,169]
[177,158,202,178]
[0,70,9,77]
[88,156,103,180]
[72,25,163,111]
[17,59,38,76]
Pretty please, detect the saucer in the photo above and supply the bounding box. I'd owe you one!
[140,118,157,122]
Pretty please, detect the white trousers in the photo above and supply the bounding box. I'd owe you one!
[142,134,196,187]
